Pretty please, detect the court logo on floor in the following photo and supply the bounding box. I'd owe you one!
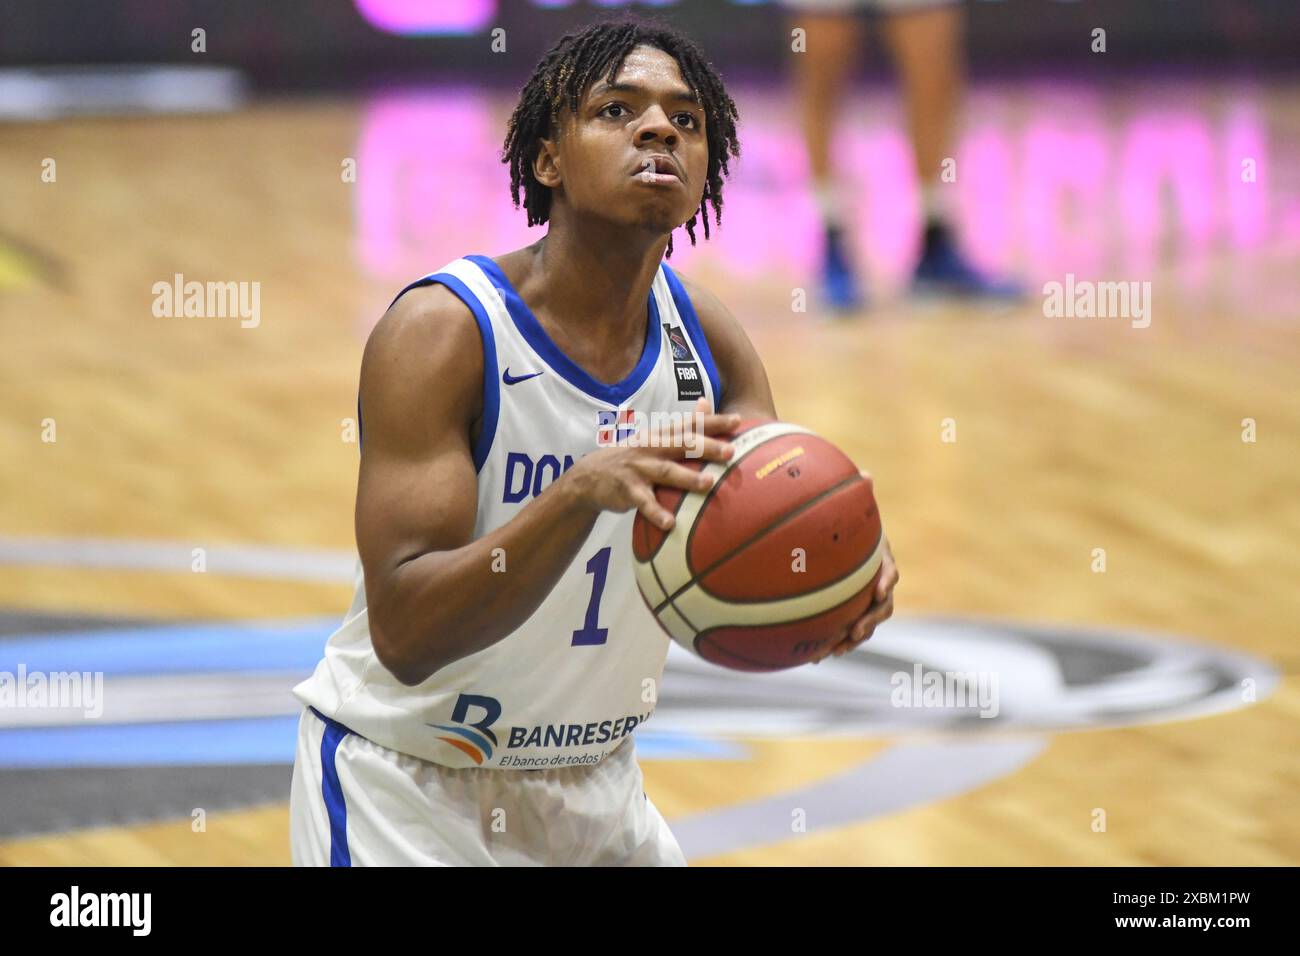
[649,615,1274,738]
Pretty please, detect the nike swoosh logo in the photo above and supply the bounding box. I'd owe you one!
[502,367,544,385]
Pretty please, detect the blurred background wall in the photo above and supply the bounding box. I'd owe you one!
[3,0,1298,90]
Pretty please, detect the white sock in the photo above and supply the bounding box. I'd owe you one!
[920,179,954,228]
[812,178,848,230]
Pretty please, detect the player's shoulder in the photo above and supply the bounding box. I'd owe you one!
[368,278,482,362]
[663,266,740,341]
[366,273,488,374]
[663,264,774,417]
[359,276,486,417]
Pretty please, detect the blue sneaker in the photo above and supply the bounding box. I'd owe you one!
[822,225,865,312]
[912,222,1024,299]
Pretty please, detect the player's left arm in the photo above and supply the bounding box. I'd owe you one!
[680,273,899,657]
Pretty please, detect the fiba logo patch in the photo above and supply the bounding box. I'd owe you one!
[428,693,500,765]
[662,323,704,400]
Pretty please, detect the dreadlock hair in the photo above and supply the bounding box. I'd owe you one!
[502,17,741,258]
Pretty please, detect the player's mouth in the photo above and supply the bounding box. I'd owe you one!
[632,153,683,186]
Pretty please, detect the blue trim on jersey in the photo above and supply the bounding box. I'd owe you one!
[660,262,724,408]
[466,254,662,407]
[312,707,353,868]
[388,272,499,472]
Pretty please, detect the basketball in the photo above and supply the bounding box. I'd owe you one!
[632,420,885,672]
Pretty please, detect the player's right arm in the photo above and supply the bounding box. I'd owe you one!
[355,286,738,686]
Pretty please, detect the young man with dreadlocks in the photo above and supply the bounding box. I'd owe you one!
[290,18,898,866]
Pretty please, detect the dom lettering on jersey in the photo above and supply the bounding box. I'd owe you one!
[502,451,578,503]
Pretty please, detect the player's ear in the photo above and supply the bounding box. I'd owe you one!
[533,137,561,189]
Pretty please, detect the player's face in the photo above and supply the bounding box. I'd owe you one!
[542,45,708,236]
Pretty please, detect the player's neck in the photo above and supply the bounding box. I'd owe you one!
[527,218,668,341]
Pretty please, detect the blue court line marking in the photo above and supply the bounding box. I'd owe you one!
[0,617,337,675]
[0,715,302,768]
[635,732,747,760]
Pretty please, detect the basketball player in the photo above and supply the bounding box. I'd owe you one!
[785,0,1022,308]
[290,19,899,867]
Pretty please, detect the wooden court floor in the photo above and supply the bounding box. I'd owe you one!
[1,80,1297,865]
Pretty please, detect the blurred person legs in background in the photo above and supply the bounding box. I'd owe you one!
[786,0,1022,310]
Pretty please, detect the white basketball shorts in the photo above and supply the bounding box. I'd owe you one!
[289,707,686,866]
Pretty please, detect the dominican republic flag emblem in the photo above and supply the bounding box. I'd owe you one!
[597,409,638,446]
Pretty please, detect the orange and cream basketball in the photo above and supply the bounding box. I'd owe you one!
[632,420,885,672]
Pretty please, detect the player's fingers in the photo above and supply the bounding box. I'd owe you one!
[829,601,889,658]
[836,595,894,654]
[629,483,675,531]
[666,408,740,443]
[645,433,734,463]
[876,553,899,601]
[636,458,716,494]
[669,414,739,448]
[698,411,742,435]
[812,621,853,664]
[864,594,894,632]
[692,434,736,462]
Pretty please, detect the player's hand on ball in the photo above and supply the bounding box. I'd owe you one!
[817,471,898,661]
[565,397,738,532]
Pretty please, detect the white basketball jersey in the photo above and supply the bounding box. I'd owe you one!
[294,254,722,771]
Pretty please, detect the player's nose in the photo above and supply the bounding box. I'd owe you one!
[635,105,678,146]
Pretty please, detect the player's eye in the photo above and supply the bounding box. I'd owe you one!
[673,112,700,130]
[600,103,629,119]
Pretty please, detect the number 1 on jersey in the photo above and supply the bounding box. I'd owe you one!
[571,546,611,646]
